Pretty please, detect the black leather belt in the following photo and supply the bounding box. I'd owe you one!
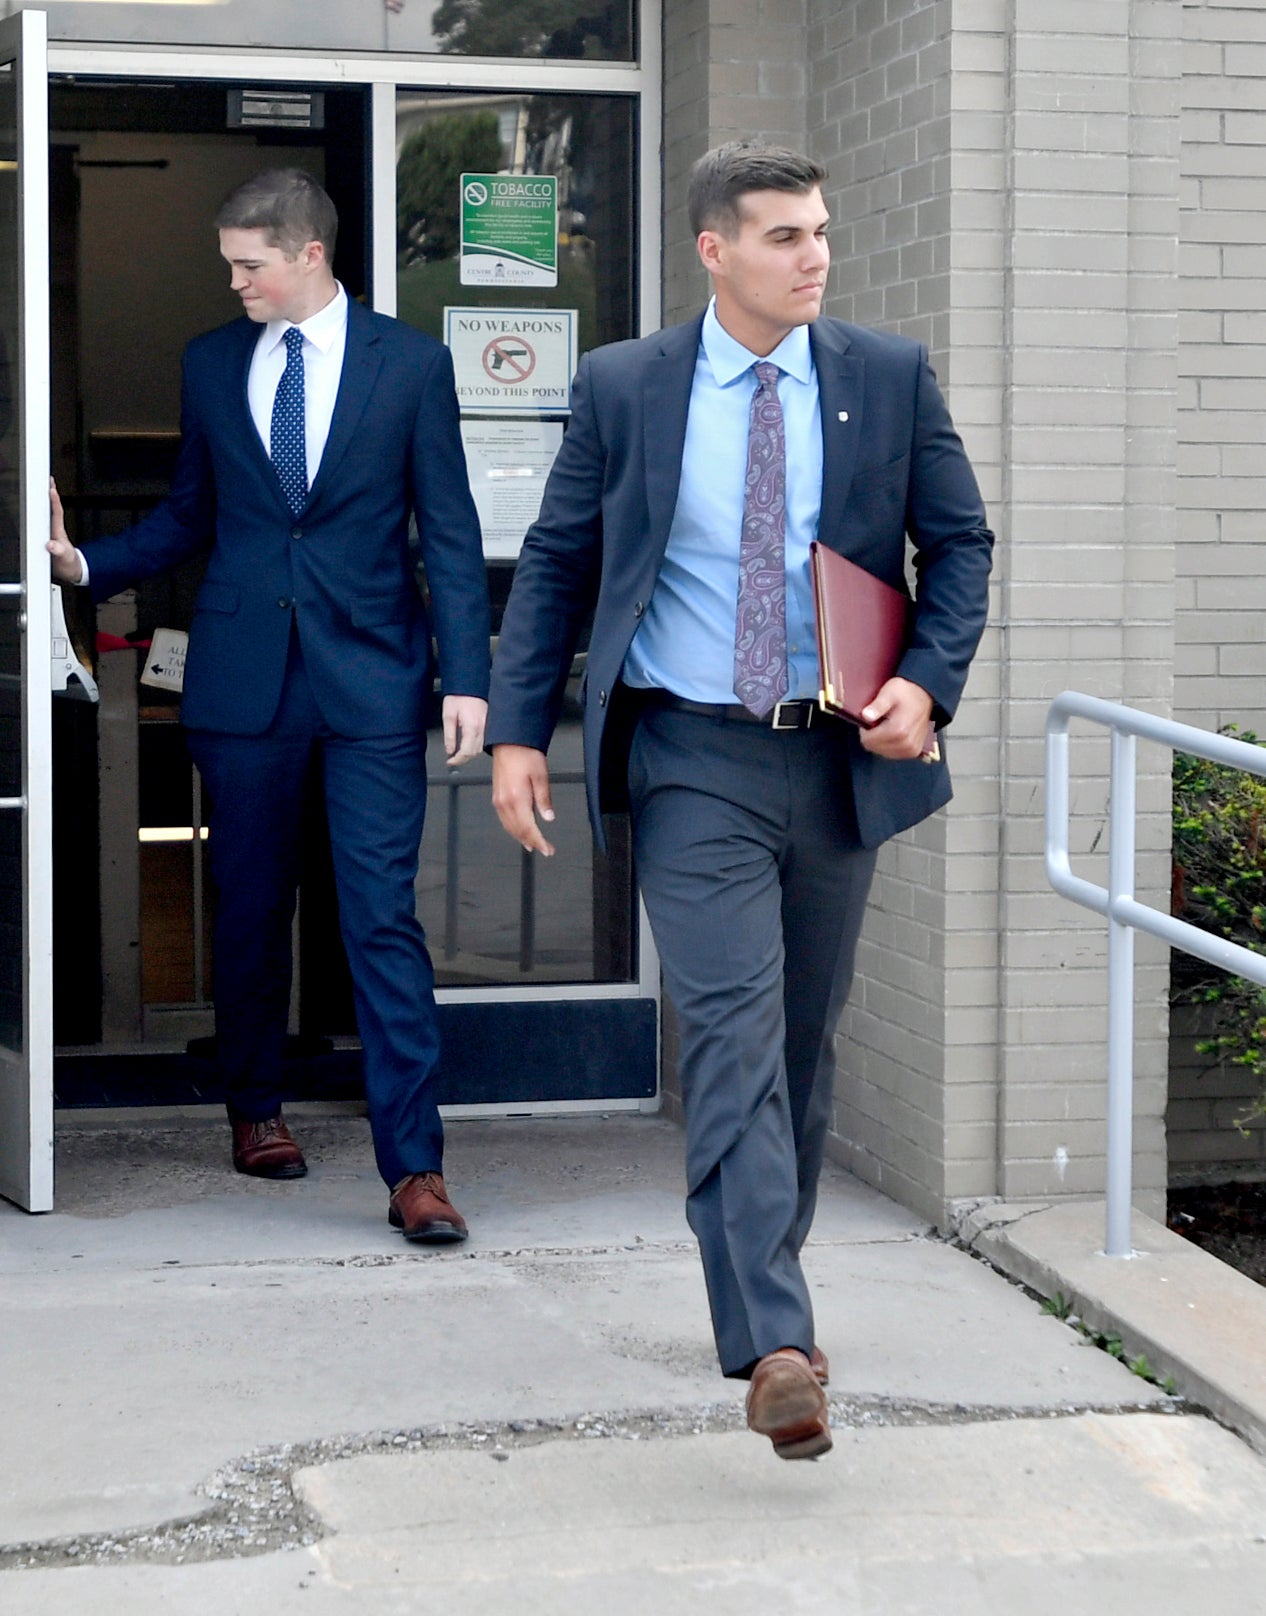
[640,691,831,731]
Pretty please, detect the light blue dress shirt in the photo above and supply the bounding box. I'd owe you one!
[622,299,823,702]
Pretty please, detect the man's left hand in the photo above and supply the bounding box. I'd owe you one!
[442,695,488,766]
[859,677,935,759]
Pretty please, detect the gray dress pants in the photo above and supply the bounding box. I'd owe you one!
[627,704,878,1377]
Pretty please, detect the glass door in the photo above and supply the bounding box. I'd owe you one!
[393,85,637,992]
[0,5,52,1211]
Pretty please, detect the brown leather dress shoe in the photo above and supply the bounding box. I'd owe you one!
[231,1115,307,1179]
[388,1171,468,1244]
[746,1347,832,1461]
[810,1344,830,1386]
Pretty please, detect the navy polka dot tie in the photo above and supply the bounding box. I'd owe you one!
[270,325,308,516]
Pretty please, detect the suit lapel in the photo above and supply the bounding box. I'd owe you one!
[228,317,293,518]
[642,316,702,559]
[810,320,865,550]
[306,299,382,510]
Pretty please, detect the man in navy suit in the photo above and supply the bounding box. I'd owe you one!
[488,144,993,1456]
[49,170,489,1243]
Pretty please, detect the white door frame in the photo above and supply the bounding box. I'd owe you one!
[0,4,52,1213]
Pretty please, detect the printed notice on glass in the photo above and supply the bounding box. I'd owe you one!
[445,306,577,415]
[460,420,565,560]
[460,173,558,287]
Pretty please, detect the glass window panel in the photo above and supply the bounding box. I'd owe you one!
[21,2,634,60]
[397,86,637,987]
[417,724,635,989]
[395,90,635,353]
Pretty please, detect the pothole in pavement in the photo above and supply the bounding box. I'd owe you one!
[0,1395,1184,1572]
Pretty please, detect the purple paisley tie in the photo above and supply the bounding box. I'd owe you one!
[733,360,789,716]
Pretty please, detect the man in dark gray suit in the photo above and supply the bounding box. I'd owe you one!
[487,143,993,1459]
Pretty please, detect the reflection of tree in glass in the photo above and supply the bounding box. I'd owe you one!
[396,111,503,265]
[433,1,629,61]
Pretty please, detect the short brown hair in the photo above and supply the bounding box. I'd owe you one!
[688,142,827,238]
[215,168,338,260]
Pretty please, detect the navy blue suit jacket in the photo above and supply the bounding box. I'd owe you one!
[486,314,993,850]
[86,298,489,737]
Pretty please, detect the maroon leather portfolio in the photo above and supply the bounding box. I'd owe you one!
[809,540,939,759]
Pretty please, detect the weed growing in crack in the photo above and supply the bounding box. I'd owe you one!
[1041,1293,1178,1396]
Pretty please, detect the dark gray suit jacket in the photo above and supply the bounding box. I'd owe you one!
[486,313,993,849]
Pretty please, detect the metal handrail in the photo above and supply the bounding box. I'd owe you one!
[1045,691,1266,1256]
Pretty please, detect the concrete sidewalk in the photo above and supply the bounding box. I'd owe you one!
[4,1109,1266,1612]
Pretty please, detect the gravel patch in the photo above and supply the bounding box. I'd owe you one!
[0,1394,1183,1573]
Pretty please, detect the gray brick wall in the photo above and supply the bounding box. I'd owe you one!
[663,0,809,327]
[663,0,713,328]
[1178,0,1266,732]
[659,0,1183,1224]
[819,0,1179,1224]
[811,0,952,356]
[1169,990,1266,1176]
[808,0,967,1221]
[987,0,1179,1222]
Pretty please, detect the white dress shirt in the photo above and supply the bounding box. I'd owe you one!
[247,281,349,481]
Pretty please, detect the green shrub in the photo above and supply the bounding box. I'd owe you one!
[1172,727,1266,1128]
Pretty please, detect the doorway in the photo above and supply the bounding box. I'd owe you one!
[46,70,657,1120]
[49,78,368,1101]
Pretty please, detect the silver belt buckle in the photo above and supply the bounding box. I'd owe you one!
[771,700,808,731]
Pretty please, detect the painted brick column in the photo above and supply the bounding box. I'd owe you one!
[984,0,1179,1219]
[663,0,810,326]
[659,0,1181,1223]
[804,0,1179,1223]
[658,0,812,1122]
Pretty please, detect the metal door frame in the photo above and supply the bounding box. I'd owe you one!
[0,4,52,1212]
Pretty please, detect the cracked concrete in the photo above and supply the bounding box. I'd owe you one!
[2,1393,1179,1573]
[2,1111,1261,1612]
[961,1195,1266,1457]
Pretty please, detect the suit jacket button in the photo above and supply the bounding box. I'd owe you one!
[633,600,644,617]
[291,527,303,540]
[598,689,607,706]
[277,597,291,609]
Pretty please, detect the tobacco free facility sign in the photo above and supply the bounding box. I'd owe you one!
[460,173,558,288]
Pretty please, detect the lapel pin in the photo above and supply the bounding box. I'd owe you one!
[837,411,849,423]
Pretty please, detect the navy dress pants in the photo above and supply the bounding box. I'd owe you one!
[628,705,878,1377]
[185,635,442,1190]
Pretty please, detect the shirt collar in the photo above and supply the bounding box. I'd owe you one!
[261,282,348,357]
[701,297,814,387]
